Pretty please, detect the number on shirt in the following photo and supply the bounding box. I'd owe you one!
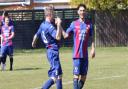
[79,30,86,41]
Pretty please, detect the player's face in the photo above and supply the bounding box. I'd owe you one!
[78,6,86,19]
[49,11,54,21]
[5,17,9,25]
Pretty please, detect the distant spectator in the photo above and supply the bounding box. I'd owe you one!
[1,16,15,71]
[0,18,2,66]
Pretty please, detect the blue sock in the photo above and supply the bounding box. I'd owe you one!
[78,80,84,89]
[56,79,62,89]
[73,78,78,89]
[42,79,54,89]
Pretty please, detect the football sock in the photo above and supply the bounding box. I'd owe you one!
[73,78,79,89]
[78,80,85,89]
[10,57,13,71]
[56,79,62,89]
[1,63,6,71]
[42,78,54,89]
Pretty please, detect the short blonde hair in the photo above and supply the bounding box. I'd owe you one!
[44,5,54,17]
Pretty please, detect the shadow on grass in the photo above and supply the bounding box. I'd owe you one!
[14,67,42,71]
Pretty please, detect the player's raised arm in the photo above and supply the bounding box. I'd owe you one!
[8,32,14,40]
[55,17,62,40]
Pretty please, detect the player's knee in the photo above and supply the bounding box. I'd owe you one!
[74,74,79,79]
[1,56,6,64]
[9,55,13,59]
[51,75,62,82]
[1,55,5,58]
[51,77,56,82]
[57,75,62,80]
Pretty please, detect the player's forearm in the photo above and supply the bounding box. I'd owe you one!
[56,24,62,40]
[91,29,95,48]
[8,32,14,40]
[91,41,95,49]
[62,29,68,39]
[32,34,38,47]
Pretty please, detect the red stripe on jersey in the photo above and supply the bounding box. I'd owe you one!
[83,29,90,57]
[1,26,12,46]
[1,27,7,46]
[74,20,80,58]
[83,23,90,57]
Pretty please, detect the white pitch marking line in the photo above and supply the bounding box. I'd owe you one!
[33,81,73,89]
[92,75,125,80]
[32,75,125,89]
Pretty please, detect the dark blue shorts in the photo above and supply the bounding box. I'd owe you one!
[73,58,88,75]
[1,45,13,57]
[47,49,62,78]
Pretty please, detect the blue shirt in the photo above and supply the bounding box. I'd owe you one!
[36,21,59,50]
[66,19,93,58]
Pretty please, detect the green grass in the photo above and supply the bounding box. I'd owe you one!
[0,47,128,89]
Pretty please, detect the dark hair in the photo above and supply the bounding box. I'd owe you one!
[3,11,9,17]
[77,4,87,10]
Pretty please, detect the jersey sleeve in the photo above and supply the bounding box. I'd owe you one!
[66,22,74,35]
[48,25,56,39]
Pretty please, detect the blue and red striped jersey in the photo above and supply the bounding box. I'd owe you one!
[66,19,93,58]
[1,25,14,46]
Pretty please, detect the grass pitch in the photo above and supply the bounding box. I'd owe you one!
[0,47,128,89]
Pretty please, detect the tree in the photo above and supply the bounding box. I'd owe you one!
[70,0,128,10]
